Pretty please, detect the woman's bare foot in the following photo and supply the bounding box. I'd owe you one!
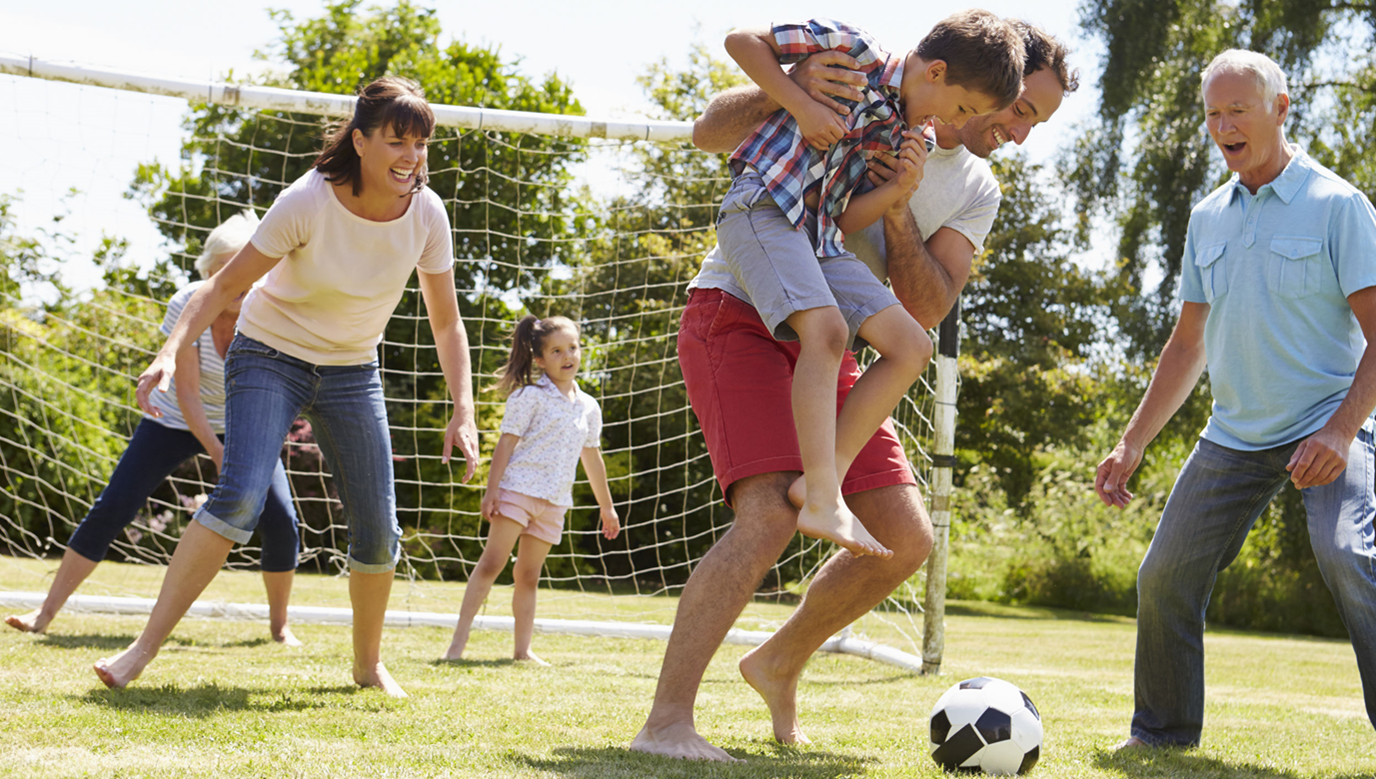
[93,644,156,689]
[793,486,891,558]
[5,610,52,634]
[354,661,407,698]
[271,624,303,647]
[630,720,740,762]
[739,644,810,745]
[441,638,467,662]
[514,651,551,666]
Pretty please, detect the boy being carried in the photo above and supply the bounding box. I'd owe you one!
[718,11,1023,557]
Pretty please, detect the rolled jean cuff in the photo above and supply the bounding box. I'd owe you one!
[347,551,399,574]
[195,508,254,545]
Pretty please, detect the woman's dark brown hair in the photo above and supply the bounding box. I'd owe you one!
[314,76,436,196]
[494,315,579,397]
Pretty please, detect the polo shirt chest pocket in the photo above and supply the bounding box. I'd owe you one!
[1195,241,1228,302]
[1267,236,1325,299]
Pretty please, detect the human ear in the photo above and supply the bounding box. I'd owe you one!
[926,60,947,84]
[352,128,366,156]
[1275,92,1290,125]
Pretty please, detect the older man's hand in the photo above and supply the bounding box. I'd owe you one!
[1287,425,1354,489]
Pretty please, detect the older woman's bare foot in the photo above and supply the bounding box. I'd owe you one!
[272,624,303,647]
[5,610,51,634]
[514,651,551,666]
[354,661,407,698]
[93,644,156,689]
[739,644,811,745]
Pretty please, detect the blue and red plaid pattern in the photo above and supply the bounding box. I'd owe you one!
[729,18,907,257]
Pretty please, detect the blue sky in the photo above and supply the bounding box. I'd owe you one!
[2,1,1100,291]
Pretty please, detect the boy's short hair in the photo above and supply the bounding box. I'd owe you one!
[916,9,1025,110]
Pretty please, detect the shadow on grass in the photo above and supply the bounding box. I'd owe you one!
[516,744,871,779]
[429,657,524,669]
[76,682,402,717]
[1095,746,1373,778]
[34,633,132,651]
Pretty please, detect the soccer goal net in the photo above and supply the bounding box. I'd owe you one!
[0,56,957,672]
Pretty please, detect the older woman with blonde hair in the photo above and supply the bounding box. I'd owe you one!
[6,211,303,644]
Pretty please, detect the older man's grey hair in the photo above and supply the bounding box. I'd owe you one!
[195,210,260,279]
[1201,49,1288,110]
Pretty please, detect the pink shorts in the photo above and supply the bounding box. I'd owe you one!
[678,287,917,506]
[492,489,567,545]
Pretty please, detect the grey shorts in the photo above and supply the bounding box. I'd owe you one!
[715,171,900,350]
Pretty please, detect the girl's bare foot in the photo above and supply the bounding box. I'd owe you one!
[93,644,156,689]
[5,610,51,634]
[514,651,551,666]
[354,661,407,698]
[272,624,303,647]
[441,638,467,662]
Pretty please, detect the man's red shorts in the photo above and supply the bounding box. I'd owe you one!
[678,287,917,505]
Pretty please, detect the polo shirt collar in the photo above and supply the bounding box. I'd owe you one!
[1228,144,1312,205]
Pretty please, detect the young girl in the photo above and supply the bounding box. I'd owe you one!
[443,315,619,664]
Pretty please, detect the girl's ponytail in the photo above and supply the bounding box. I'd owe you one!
[495,315,540,397]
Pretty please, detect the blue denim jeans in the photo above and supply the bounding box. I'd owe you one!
[67,417,299,571]
[1132,425,1376,746]
[195,334,400,573]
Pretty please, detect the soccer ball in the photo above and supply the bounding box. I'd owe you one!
[929,676,1042,775]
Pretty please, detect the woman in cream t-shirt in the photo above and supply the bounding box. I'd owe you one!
[98,76,480,698]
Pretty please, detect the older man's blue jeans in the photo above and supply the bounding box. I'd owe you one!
[1131,426,1376,746]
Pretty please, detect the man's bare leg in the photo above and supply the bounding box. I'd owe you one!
[739,484,932,743]
[5,548,99,633]
[630,472,798,761]
[93,522,235,687]
[261,570,302,646]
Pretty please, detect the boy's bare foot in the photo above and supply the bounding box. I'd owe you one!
[795,492,891,558]
[354,661,407,698]
[5,610,51,634]
[271,625,303,647]
[514,651,551,666]
[93,644,155,689]
[739,645,810,745]
[630,721,740,762]
[787,475,807,510]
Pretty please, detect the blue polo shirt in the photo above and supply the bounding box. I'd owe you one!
[1179,148,1376,450]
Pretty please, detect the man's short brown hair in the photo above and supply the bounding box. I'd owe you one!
[1010,19,1080,94]
[916,9,1025,110]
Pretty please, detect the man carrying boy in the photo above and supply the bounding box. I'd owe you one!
[714,12,1024,561]
[630,20,1077,762]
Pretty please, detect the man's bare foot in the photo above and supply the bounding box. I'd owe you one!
[93,644,155,689]
[630,720,739,762]
[271,625,303,647]
[1115,736,1151,751]
[354,661,407,698]
[794,492,891,558]
[515,651,551,666]
[739,645,810,745]
[5,610,51,634]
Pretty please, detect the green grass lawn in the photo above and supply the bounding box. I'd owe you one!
[2,556,1373,778]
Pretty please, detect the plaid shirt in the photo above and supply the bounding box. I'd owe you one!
[730,19,907,258]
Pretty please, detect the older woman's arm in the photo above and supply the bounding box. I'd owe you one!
[171,341,225,470]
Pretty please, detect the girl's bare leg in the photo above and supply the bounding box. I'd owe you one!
[511,534,554,664]
[443,516,524,660]
[93,522,234,688]
[6,548,99,633]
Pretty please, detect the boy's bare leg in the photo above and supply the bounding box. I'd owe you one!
[511,534,554,664]
[789,306,932,517]
[350,568,405,697]
[93,522,235,688]
[261,570,302,646]
[785,306,889,558]
[443,517,523,661]
[6,548,99,634]
[740,484,933,743]
[631,472,798,761]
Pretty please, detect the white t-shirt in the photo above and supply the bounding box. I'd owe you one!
[241,169,456,365]
[498,375,603,507]
[690,142,1001,295]
[145,281,228,433]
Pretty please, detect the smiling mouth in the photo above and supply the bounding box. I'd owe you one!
[1223,141,1245,153]
[389,167,415,182]
[991,127,1007,149]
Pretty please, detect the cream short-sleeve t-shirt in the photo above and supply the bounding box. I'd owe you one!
[240,169,455,365]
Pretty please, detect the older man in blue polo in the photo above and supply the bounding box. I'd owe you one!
[1095,49,1376,748]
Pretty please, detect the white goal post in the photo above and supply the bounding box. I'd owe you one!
[0,54,958,674]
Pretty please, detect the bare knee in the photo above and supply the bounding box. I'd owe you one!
[850,485,932,574]
[888,319,933,384]
[512,557,542,591]
[472,551,508,583]
[729,472,803,550]
[790,307,849,357]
